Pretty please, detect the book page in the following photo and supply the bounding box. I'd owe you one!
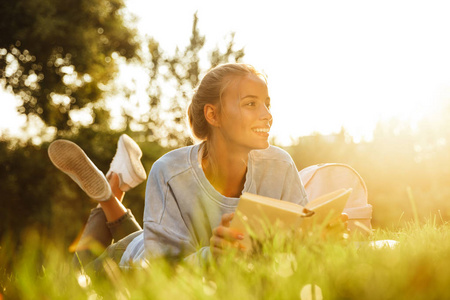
[230,193,307,251]
[302,188,352,228]
[230,189,352,252]
[240,192,306,214]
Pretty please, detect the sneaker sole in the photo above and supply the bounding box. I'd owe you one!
[48,140,112,201]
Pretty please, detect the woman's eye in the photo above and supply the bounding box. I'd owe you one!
[246,101,256,107]
[265,102,271,109]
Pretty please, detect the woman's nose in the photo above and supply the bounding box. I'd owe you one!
[260,105,273,121]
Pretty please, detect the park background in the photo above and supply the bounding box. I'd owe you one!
[2,0,450,254]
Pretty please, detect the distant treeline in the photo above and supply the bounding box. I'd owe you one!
[3,114,450,245]
[287,116,450,229]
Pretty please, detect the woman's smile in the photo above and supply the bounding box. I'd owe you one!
[252,126,270,137]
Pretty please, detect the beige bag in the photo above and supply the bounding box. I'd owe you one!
[299,163,373,234]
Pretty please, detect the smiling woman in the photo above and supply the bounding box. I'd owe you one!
[51,63,309,273]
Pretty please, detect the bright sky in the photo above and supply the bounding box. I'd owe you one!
[2,0,450,144]
[125,0,450,143]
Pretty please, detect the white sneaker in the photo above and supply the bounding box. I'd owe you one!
[48,140,112,202]
[106,134,147,192]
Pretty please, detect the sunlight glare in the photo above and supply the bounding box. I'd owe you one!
[124,0,450,144]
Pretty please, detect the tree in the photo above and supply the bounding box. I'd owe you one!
[137,13,245,147]
[0,8,247,244]
[0,0,139,132]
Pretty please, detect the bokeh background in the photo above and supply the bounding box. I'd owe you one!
[2,0,450,248]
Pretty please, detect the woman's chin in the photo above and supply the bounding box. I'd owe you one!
[252,140,270,150]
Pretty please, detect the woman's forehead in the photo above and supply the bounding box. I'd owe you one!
[224,74,268,98]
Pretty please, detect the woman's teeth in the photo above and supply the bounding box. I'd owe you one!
[253,128,269,133]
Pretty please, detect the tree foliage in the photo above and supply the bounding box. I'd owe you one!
[137,13,245,146]
[0,0,139,132]
[0,7,246,244]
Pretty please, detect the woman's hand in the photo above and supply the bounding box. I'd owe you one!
[323,213,349,239]
[341,213,349,228]
[210,213,245,258]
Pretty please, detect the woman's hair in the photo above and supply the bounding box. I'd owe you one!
[187,63,265,141]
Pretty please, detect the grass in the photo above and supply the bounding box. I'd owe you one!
[1,220,450,300]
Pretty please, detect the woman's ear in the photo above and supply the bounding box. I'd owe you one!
[204,104,220,127]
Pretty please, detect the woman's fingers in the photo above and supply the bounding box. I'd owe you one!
[210,236,241,250]
[212,226,244,242]
[328,213,349,228]
[220,212,235,227]
[340,213,349,222]
[210,213,245,257]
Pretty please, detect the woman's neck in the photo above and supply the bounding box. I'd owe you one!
[202,141,249,198]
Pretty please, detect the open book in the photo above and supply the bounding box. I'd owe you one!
[230,188,352,251]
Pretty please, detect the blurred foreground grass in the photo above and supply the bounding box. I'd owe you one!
[2,220,450,300]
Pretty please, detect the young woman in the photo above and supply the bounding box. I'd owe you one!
[49,63,309,271]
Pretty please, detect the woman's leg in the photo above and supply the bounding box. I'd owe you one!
[98,172,127,223]
[100,172,142,241]
[48,136,146,268]
[72,173,142,268]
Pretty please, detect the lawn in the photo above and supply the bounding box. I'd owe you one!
[1,219,449,300]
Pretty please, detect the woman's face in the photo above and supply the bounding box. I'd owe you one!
[218,74,273,152]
